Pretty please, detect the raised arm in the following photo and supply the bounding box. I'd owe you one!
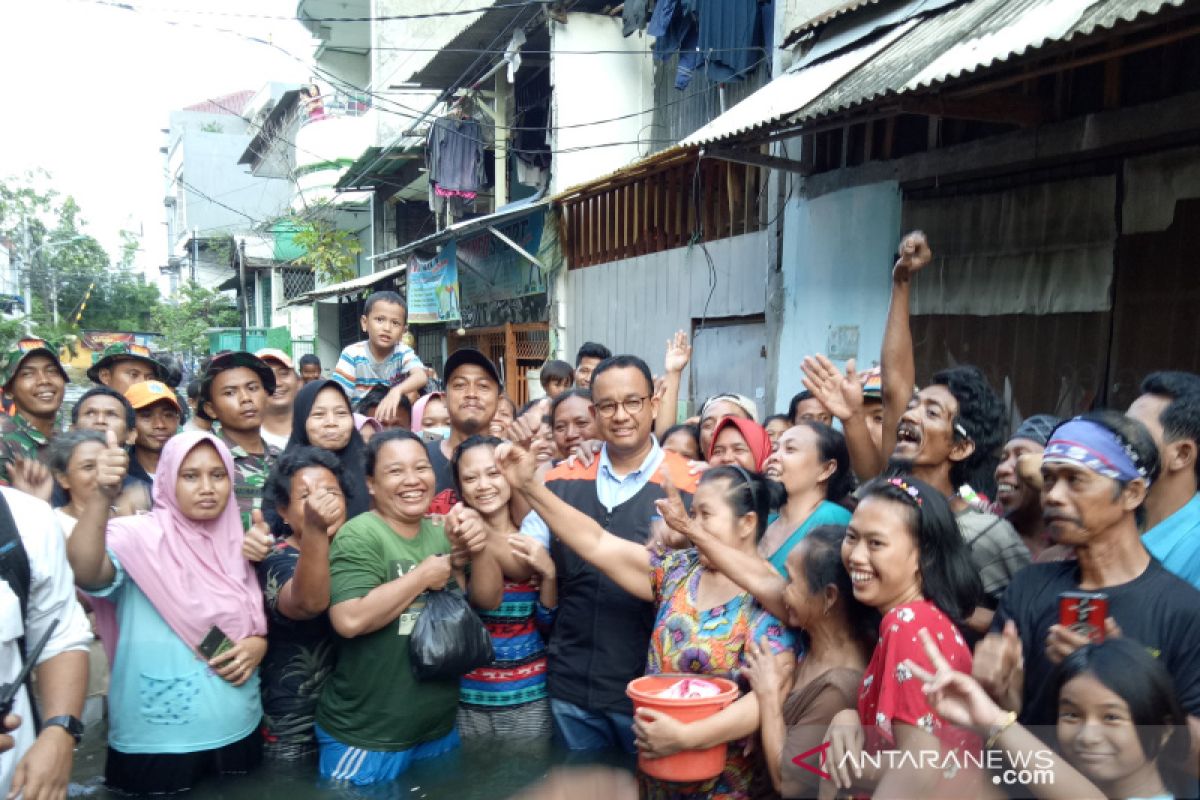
[654,484,788,620]
[880,232,932,460]
[802,355,885,480]
[274,489,344,621]
[655,331,691,436]
[495,442,653,602]
[66,430,125,590]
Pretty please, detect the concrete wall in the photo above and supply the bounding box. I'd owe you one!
[315,301,343,375]
[775,181,901,412]
[563,231,768,407]
[550,13,655,194]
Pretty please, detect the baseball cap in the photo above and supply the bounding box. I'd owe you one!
[859,366,883,401]
[444,348,502,387]
[124,380,182,412]
[197,351,277,421]
[87,342,165,384]
[0,337,70,389]
[255,348,294,369]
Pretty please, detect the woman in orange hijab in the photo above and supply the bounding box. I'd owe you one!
[706,416,773,472]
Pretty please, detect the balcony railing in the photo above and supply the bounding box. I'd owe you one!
[297,90,370,128]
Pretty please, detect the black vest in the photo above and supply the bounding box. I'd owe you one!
[544,453,694,714]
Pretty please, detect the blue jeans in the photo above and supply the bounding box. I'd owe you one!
[550,698,637,754]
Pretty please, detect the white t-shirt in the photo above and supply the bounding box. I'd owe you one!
[260,428,290,452]
[0,489,93,797]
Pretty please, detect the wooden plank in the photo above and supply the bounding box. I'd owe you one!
[882,117,895,161]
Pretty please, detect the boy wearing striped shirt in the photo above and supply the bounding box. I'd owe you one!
[332,291,428,423]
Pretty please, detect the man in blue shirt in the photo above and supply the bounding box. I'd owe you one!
[1128,371,1200,587]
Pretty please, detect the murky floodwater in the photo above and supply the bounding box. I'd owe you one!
[68,722,633,800]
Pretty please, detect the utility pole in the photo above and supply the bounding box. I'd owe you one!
[20,218,31,322]
[191,227,198,283]
[238,239,248,351]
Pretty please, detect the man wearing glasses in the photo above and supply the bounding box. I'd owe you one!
[520,355,698,754]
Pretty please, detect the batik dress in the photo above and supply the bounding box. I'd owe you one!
[643,547,796,800]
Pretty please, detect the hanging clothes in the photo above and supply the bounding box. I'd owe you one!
[697,0,762,83]
[426,114,486,212]
[623,0,649,36]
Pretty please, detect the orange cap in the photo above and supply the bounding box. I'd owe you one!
[124,380,181,411]
[255,348,293,369]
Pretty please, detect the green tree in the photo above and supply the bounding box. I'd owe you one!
[152,280,240,357]
[289,217,362,284]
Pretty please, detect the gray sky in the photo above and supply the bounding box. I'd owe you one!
[0,0,315,287]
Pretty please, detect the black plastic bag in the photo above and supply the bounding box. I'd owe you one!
[409,589,494,681]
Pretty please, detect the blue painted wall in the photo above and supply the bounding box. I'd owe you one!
[774,181,901,414]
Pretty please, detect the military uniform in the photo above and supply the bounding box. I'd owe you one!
[216,427,280,531]
[0,412,52,487]
[0,337,68,487]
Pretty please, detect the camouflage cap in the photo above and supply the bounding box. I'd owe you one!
[86,342,166,384]
[197,351,277,421]
[0,337,70,389]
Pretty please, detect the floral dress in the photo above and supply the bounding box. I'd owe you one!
[643,548,797,800]
[858,600,981,795]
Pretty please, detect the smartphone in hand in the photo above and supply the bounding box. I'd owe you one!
[1058,591,1108,643]
[197,625,235,660]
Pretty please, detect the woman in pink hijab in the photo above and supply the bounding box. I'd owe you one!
[68,432,268,794]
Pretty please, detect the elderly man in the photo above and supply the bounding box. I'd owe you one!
[975,411,1200,762]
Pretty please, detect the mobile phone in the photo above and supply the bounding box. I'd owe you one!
[197,625,235,660]
[1058,591,1109,643]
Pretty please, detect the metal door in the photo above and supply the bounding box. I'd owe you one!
[689,316,768,415]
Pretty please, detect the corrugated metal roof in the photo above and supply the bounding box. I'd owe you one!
[680,20,917,147]
[794,0,1190,123]
[784,0,885,44]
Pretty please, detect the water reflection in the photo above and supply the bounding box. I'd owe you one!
[70,724,635,799]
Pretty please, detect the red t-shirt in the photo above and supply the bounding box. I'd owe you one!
[858,600,981,789]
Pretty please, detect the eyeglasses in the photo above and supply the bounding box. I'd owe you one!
[594,395,650,418]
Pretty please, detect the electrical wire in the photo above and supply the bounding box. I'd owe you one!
[73,0,556,23]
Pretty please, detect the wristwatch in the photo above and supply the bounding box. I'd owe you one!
[41,715,84,744]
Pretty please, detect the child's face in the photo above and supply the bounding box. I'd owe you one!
[1058,673,1152,788]
[300,364,322,383]
[360,301,406,351]
[544,377,569,399]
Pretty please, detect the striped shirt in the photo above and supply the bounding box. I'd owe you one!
[332,340,424,404]
[459,581,552,708]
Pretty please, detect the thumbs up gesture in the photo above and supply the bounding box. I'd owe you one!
[242,508,274,563]
[97,429,130,499]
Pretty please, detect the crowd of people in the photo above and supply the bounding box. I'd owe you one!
[1,232,1200,800]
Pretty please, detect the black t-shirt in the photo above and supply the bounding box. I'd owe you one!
[993,558,1200,727]
[424,439,454,494]
[256,542,335,752]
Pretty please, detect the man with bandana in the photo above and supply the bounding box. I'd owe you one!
[974,411,1200,754]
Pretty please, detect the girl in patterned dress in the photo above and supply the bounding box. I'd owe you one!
[824,476,984,798]
[496,440,796,800]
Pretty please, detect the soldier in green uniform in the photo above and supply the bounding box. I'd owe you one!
[0,337,69,486]
[197,351,280,530]
[87,342,165,395]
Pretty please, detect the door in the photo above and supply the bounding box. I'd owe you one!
[689,316,768,416]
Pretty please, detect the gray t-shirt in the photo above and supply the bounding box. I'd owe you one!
[956,507,1031,607]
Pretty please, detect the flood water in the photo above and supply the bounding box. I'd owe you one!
[68,723,633,800]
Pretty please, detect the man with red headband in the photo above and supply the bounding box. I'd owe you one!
[974,411,1200,757]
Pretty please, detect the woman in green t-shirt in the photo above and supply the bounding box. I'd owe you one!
[313,429,484,785]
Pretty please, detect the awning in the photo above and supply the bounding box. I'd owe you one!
[282,262,407,307]
[371,195,550,264]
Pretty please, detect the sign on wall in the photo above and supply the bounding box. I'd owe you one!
[456,211,546,306]
[407,242,461,324]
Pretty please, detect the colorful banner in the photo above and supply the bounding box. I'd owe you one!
[407,241,461,324]
[456,210,546,306]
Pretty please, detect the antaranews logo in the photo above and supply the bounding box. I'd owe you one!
[791,742,1056,787]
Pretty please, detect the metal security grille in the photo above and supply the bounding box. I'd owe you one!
[281,268,316,300]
